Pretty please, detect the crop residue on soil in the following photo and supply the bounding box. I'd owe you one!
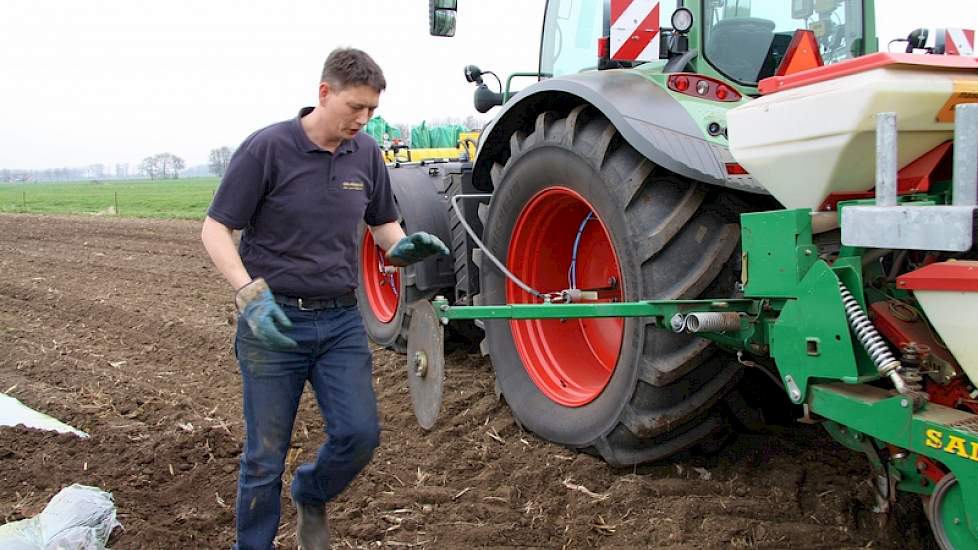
[0,214,936,549]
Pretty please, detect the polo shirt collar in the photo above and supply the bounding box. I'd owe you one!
[292,107,359,156]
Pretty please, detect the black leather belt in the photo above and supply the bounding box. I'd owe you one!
[274,292,357,311]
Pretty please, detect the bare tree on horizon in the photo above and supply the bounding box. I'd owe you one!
[139,153,186,180]
[208,146,234,177]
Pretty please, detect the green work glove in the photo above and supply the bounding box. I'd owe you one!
[387,232,450,266]
[235,278,298,350]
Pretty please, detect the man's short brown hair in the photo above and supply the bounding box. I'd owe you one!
[321,48,386,92]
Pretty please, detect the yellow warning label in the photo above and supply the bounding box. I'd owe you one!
[937,81,978,122]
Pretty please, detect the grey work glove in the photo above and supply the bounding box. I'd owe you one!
[386,232,450,267]
[235,278,298,350]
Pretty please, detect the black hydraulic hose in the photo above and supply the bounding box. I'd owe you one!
[736,351,784,389]
[664,48,698,73]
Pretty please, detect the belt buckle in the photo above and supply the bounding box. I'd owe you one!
[296,297,315,311]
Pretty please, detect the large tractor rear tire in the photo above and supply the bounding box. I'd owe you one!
[481,105,746,466]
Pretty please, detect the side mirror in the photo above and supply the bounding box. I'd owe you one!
[473,85,503,113]
[429,0,457,37]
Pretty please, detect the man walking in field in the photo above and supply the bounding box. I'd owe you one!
[201,48,448,550]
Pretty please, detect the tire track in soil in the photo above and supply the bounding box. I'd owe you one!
[0,214,938,549]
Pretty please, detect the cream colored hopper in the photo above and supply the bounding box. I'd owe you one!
[897,261,978,385]
[727,53,978,210]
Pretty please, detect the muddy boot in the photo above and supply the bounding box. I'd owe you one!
[295,501,329,550]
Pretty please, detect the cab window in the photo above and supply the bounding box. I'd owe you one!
[540,0,678,77]
[702,0,864,84]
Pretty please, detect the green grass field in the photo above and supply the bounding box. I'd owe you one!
[0,178,220,219]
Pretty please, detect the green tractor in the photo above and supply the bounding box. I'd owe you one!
[357,2,978,546]
[415,0,879,465]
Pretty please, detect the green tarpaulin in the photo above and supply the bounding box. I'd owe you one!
[364,116,400,144]
[410,121,467,148]
[366,117,467,149]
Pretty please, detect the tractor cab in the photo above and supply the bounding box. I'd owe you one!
[432,1,875,111]
[540,0,873,85]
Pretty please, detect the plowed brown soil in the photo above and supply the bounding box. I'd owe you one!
[0,214,937,549]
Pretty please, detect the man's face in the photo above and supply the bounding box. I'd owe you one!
[319,83,380,141]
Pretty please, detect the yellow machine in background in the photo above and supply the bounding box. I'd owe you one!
[383,131,479,164]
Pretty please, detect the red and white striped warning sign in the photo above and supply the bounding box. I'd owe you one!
[945,28,975,56]
[610,0,661,62]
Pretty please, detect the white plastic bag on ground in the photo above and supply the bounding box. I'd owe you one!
[0,484,121,550]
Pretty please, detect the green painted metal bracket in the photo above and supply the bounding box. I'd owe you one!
[741,209,818,298]
[810,383,978,541]
[739,208,879,403]
[891,453,936,497]
[770,260,876,403]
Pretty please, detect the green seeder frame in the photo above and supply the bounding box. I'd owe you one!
[430,207,978,546]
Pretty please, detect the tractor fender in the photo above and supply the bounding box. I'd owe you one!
[472,69,765,194]
[387,162,457,293]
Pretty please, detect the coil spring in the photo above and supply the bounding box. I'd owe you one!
[899,344,926,393]
[838,280,901,378]
[685,312,741,333]
[899,366,924,392]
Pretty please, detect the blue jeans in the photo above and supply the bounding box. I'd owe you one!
[232,304,380,550]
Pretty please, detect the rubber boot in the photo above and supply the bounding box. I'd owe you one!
[295,501,330,550]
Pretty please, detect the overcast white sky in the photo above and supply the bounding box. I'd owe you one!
[1,1,976,170]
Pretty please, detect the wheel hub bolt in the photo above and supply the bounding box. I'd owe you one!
[413,351,428,378]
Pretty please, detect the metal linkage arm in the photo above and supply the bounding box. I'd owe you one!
[429,296,765,349]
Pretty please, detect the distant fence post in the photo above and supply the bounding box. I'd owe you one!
[114,191,119,215]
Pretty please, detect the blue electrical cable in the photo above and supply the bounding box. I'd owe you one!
[568,212,594,290]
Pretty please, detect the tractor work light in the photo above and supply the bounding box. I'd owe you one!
[668,74,741,103]
[464,64,483,84]
[671,7,693,33]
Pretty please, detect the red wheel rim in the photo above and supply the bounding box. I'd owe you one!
[507,187,624,407]
[361,229,400,323]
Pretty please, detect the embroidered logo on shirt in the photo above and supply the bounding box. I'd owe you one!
[341,181,365,191]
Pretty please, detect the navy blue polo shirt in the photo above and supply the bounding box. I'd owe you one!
[208,107,399,299]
